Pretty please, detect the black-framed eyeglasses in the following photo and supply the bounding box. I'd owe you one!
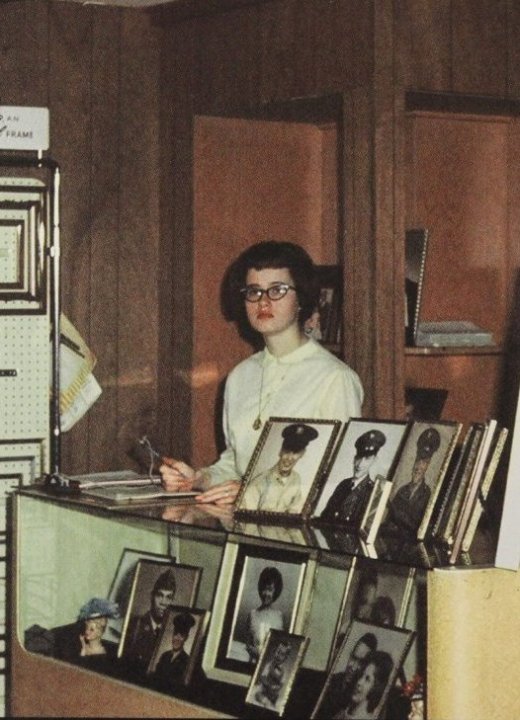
[240,283,297,303]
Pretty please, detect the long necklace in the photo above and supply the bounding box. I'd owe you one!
[253,363,266,430]
[252,359,287,430]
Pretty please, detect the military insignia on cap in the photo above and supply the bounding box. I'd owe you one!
[281,422,319,451]
[355,429,386,457]
[416,427,441,460]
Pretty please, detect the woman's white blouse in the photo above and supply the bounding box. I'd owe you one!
[204,339,363,485]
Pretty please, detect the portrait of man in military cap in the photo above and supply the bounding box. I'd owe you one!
[235,418,341,518]
[320,428,387,527]
[312,419,409,529]
[120,559,202,674]
[148,606,209,689]
[382,421,460,538]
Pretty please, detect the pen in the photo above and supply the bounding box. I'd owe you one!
[138,435,190,480]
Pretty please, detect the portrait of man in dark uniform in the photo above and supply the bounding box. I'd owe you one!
[152,610,196,690]
[320,429,387,527]
[123,567,177,673]
[383,426,441,536]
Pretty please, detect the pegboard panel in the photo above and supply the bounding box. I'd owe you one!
[0,315,50,441]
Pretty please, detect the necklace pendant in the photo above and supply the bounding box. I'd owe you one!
[253,416,262,431]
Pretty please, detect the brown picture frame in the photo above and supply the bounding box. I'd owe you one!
[234,416,341,522]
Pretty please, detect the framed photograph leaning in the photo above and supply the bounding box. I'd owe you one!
[147,605,210,689]
[202,537,317,686]
[106,548,174,644]
[380,420,462,541]
[311,619,415,720]
[246,629,309,716]
[311,418,409,530]
[331,557,416,664]
[118,559,202,670]
[234,417,341,521]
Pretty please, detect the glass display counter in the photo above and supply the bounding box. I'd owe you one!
[8,487,519,719]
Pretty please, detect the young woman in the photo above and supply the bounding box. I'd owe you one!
[245,566,285,663]
[160,240,363,504]
[333,650,394,720]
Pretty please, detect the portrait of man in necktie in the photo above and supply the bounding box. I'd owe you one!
[320,429,387,527]
[312,419,409,529]
[120,560,202,676]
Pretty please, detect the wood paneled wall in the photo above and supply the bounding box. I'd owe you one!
[0,1,161,472]
[1,0,520,473]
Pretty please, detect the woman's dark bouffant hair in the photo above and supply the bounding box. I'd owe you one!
[365,650,394,713]
[257,566,283,601]
[223,240,319,328]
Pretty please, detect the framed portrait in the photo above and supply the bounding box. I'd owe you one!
[245,629,309,716]
[380,420,462,541]
[118,559,202,666]
[311,418,409,530]
[303,264,342,344]
[106,548,175,644]
[203,537,317,686]
[330,557,416,665]
[147,605,210,688]
[311,619,416,720]
[234,417,342,522]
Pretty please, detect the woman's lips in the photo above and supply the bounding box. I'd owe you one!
[257,311,274,319]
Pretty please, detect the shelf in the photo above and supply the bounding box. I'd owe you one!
[405,345,503,357]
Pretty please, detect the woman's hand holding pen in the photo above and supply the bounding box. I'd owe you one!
[160,458,196,492]
[160,458,240,505]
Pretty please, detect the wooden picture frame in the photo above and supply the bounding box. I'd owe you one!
[147,605,210,688]
[245,629,309,715]
[118,559,202,669]
[202,537,317,687]
[234,417,341,522]
[311,419,409,532]
[380,420,462,541]
[106,548,175,644]
[311,619,415,720]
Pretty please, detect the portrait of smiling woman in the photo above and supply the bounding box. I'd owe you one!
[160,240,363,505]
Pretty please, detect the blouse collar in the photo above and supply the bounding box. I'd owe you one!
[261,338,318,366]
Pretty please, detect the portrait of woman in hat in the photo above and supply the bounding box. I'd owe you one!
[53,597,119,672]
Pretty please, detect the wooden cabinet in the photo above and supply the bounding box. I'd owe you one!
[9,490,520,719]
[403,101,520,429]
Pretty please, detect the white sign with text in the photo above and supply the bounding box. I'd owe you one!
[0,106,49,150]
